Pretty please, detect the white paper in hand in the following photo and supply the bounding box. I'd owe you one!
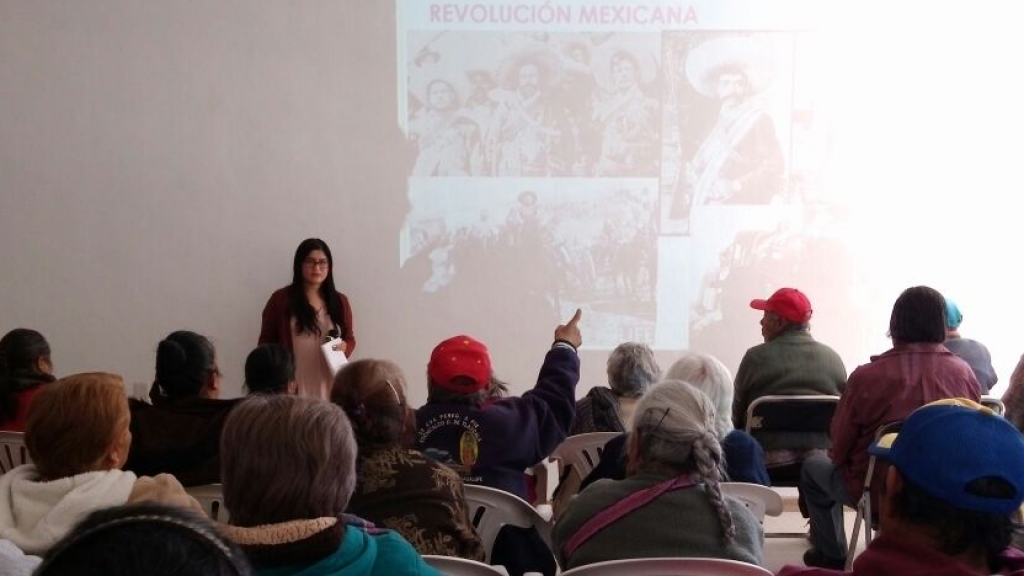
[321,337,348,377]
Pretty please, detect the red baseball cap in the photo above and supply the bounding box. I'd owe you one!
[428,335,492,394]
[750,288,813,323]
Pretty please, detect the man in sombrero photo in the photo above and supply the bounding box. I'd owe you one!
[682,35,785,207]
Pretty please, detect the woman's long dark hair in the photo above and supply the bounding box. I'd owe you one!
[0,328,56,422]
[289,238,344,338]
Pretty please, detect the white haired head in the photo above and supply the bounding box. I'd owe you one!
[663,351,733,437]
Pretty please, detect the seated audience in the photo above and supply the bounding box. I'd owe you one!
[942,299,997,393]
[126,331,239,486]
[332,359,484,560]
[780,399,1024,576]
[244,343,297,395]
[0,328,56,432]
[583,352,770,489]
[0,373,199,555]
[415,311,581,499]
[570,342,659,435]
[800,286,982,569]
[35,503,251,576]
[733,288,847,472]
[219,395,442,576]
[554,380,763,570]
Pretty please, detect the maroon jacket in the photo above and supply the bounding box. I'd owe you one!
[830,343,979,500]
[258,286,355,357]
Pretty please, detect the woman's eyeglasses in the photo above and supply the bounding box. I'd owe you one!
[303,258,330,269]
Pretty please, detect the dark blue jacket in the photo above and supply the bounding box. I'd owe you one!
[581,429,770,490]
[416,345,580,499]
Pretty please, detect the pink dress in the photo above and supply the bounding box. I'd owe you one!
[290,310,335,400]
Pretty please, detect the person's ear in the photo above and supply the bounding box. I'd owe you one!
[106,443,124,469]
[879,465,903,532]
[287,380,298,395]
[889,467,904,497]
[204,370,220,398]
[35,356,53,375]
[103,427,131,471]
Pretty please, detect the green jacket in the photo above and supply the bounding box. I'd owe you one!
[732,330,847,451]
[554,474,763,570]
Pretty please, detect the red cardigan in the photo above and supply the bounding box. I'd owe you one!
[0,384,46,432]
[258,287,356,357]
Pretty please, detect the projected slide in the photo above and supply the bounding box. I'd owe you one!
[396,0,835,353]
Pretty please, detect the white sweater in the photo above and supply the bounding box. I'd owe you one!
[0,464,137,555]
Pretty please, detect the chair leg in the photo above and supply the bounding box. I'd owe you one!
[845,498,865,571]
[863,496,873,547]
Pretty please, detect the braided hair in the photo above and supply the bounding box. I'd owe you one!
[631,379,736,542]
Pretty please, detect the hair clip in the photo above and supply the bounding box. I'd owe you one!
[384,379,402,404]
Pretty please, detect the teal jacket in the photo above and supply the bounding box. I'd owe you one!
[257,526,442,576]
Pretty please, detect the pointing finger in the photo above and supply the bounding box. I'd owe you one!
[566,308,582,326]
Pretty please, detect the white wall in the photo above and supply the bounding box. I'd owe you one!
[0,0,419,398]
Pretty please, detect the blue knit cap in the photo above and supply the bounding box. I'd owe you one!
[945,298,963,329]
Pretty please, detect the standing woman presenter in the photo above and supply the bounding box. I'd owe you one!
[259,238,355,399]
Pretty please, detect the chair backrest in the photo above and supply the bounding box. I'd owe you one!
[0,431,31,474]
[422,555,509,576]
[559,557,774,576]
[745,395,840,436]
[463,484,552,563]
[551,432,619,481]
[981,396,1005,416]
[720,482,783,524]
[861,420,903,492]
[185,483,229,522]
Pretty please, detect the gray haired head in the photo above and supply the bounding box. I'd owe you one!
[606,342,660,398]
[663,352,734,437]
[630,379,736,542]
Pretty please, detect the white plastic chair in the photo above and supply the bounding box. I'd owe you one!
[720,482,783,524]
[185,483,230,522]
[551,432,618,481]
[559,557,774,576]
[463,484,553,563]
[0,431,31,474]
[538,432,619,505]
[422,555,509,576]
[981,396,1005,416]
